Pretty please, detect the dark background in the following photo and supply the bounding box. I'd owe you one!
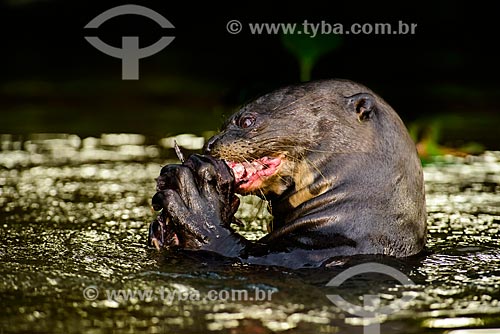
[1,0,499,149]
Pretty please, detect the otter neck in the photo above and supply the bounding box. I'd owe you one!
[266,151,398,230]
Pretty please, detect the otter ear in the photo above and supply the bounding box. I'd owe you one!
[346,93,376,122]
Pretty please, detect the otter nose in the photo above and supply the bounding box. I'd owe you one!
[203,136,218,154]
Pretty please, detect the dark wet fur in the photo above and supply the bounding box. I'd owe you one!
[150,79,427,269]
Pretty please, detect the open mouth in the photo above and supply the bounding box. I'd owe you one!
[226,156,282,193]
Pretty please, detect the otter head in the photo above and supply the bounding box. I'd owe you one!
[205,80,393,196]
[204,79,424,227]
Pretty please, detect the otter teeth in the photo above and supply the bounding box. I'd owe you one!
[231,163,246,179]
[226,157,282,187]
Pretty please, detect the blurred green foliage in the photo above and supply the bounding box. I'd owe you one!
[409,114,487,162]
[281,33,342,82]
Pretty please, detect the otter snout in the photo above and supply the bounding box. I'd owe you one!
[203,135,218,155]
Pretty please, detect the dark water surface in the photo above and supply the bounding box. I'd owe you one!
[1,134,500,334]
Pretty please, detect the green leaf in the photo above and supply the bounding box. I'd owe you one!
[281,33,342,81]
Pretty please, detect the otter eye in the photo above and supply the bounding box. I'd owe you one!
[237,115,256,129]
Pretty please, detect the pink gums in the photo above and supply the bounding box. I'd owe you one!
[226,156,282,193]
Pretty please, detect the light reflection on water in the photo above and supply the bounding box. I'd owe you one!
[1,134,500,334]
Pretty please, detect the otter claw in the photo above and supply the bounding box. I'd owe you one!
[152,238,161,251]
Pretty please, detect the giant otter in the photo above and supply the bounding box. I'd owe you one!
[149,79,427,268]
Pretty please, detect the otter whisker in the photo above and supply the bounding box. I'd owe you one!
[303,156,331,190]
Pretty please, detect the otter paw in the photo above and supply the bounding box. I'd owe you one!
[150,155,243,254]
